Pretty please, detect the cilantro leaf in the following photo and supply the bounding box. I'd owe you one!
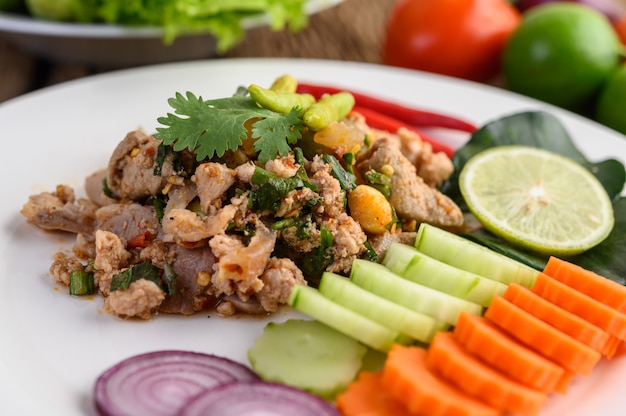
[251,108,305,163]
[155,92,305,162]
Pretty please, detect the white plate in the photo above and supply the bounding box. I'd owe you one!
[0,0,343,67]
[1,58,625,416]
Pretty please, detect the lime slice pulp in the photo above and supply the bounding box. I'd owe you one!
[459,145,614,256]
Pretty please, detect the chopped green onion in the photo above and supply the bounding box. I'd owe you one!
[69,270,95,296]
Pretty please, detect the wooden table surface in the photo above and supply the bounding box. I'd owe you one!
[0,0,395,104]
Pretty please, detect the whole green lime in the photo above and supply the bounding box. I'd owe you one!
[503,3,622,111]
[596,64,626,136]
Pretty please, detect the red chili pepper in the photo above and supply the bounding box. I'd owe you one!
[127,231,152,249]
[351,105,455,157]
[296,82,478,133]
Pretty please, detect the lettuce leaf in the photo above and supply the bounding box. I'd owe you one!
[27,0,309,52]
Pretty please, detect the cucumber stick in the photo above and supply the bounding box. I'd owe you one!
[350,259,483,326]
[415,223,539,288]
[318,272,448,343]
[382,242,508,307]
[248,319,367,400]
[288,284,409,352]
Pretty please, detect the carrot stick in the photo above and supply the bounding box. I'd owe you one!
[382,344,499,416]
[504,282,613,357]
[427,331,548,415]
[335,371,414,416]
[453,311,565,393]
[351,105,456,157]
[532,272,626,342]
[485,295,602,375]
[543,256,626,313]
[296,82,479,133]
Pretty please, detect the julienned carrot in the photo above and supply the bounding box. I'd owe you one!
[351,105,455,157]
[427,331,547,415]
[485,295,601,376]
[504,282,613,357]
[382,344,499,416]
[543,256,626,313]
[453,311,565,393]
[335,371,413,416]
[532,272,626,342]
[296,82,479,133]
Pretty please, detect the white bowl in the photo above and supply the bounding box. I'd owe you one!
[0,0,344,68]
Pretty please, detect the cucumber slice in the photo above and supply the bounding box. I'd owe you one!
[287,284,408,352]
[350,259,483,326]
[318,272,447,343]
[383,242,508,307]
[415,223,539,288]
[247,319,367,400]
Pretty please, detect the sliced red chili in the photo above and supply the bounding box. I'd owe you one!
[127,231,153,249]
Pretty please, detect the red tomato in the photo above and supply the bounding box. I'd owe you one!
[383,0,521,82]
[614,13,626,45]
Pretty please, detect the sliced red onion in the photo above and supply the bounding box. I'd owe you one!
[94,350,259,416]
[177,381,341,416]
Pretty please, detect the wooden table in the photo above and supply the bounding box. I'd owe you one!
[0,0,396,104]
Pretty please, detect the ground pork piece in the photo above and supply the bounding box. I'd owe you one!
[105,279,165,320]
[356,138,463,228]
[210,222,277,299]
[235,162,256,183]
[324,212,367,274]
[106,130,175,201]
[257,257,306,312]
[193,162,236,215]
[73,233,95,260]
[280,221,320,253]
[395,127,454,186]
[163,182,198,214]
[96,203,160,243]
[209,233,245,258]
[265,154,299,177]
[49,252,85,286]
[94,230,132,296]
[275,187,319,218]
[21,184,98,234]
[309,156,345,218]
[162,205,239,244]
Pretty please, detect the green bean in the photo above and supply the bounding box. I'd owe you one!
[248,84,315,113]
[303,91,355,131]
[270,74,298,93]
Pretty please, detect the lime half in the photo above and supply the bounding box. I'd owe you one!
[459,146,614,256]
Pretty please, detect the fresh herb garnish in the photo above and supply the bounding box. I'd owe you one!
[322,154,357,191]
[110,262,174,294]
[250,166,308,212]
[300,225,334,286]
[154,92,305,163]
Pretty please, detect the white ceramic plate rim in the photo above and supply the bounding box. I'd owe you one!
[0,0,344,38]
[0,58,625,416]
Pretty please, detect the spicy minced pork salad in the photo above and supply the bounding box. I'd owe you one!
[20,74,464,320]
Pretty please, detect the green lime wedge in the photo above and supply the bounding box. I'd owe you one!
[459,145,614,256]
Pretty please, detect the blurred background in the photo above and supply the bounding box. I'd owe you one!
[0,0,625,135]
